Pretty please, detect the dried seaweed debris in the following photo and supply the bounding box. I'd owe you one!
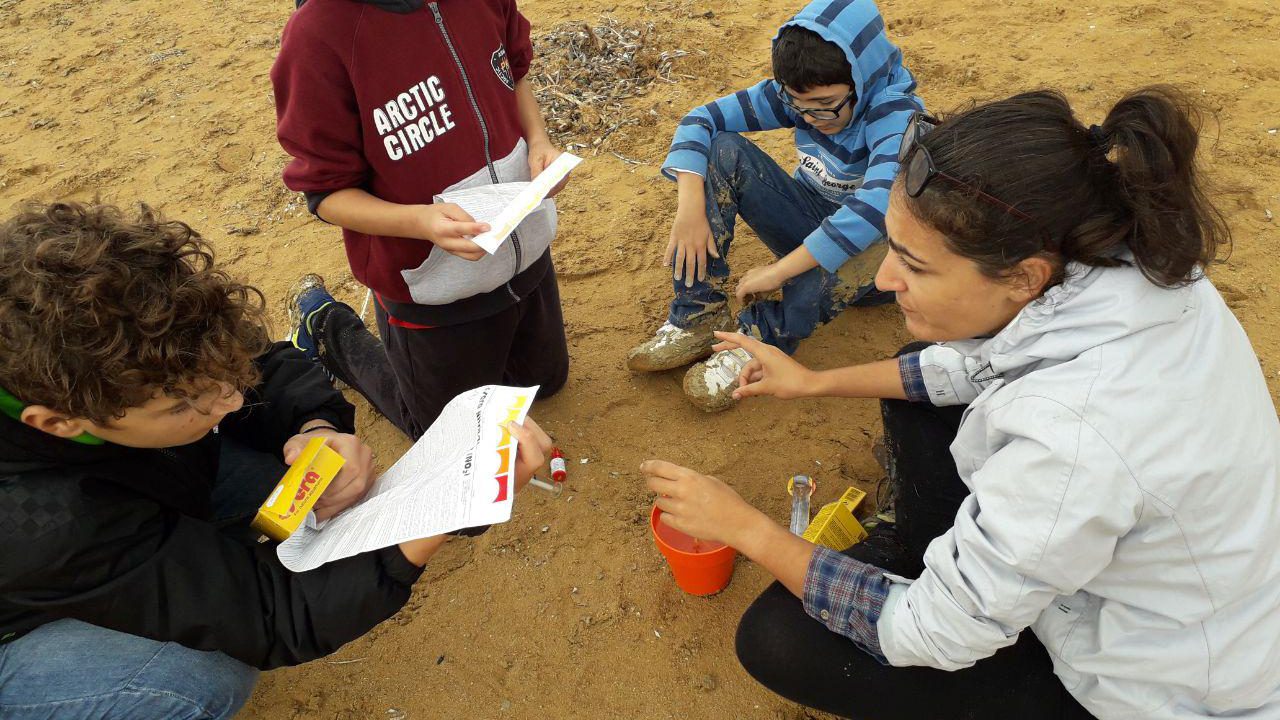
[531,18,691,154]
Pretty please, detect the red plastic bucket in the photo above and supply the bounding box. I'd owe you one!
[651,505,737,596]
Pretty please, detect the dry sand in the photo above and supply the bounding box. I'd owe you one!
[2,0,1278,718]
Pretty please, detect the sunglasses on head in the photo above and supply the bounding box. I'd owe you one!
[776,84,856,121]
[898,111,1036,223]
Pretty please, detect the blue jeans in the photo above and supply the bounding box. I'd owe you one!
[0,437,282,719]
[668,132,888,354]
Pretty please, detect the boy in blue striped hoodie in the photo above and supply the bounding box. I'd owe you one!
[625,0,922,411]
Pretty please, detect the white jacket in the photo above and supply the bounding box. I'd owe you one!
[877,261,1280,718]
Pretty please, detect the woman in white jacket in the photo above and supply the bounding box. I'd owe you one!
[643,86,1280,719]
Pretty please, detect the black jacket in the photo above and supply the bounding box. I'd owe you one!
[0,343,423,669]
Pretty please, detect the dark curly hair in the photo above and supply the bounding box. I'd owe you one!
[0,201,269,422]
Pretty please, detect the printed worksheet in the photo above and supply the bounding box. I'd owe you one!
[435,152,582,254]
[276,385,538,572]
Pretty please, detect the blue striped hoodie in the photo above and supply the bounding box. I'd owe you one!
[661,0,922,273]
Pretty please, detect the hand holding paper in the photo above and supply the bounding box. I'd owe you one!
[418,203,490,261]
[506,416,555,493]
[528,141,570,199]
[276,385,540,572]
[398,417,550,567]
[435,152,582,255]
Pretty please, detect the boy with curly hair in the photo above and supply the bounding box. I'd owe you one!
[0,202,550,719]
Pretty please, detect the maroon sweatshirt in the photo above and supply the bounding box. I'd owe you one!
[273,0,557,325]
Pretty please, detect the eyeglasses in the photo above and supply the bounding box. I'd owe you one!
[898,111,1035,222]
[776,84,856,121]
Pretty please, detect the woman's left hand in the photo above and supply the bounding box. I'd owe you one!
[528,139,569,198]
[641,460,765,548]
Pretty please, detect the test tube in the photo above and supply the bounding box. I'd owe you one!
[529,476,563,496]
[789,475,814,535]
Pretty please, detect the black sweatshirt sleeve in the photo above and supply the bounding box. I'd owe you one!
[220,342,356,456]
[304,190,335,220]
[0,477,422,669]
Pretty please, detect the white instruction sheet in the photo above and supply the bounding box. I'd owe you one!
[277,385,538,572]
[435,152,581,254]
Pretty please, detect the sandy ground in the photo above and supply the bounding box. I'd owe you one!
[2,0,1279,718]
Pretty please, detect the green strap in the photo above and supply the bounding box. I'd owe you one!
[0,384,105,445]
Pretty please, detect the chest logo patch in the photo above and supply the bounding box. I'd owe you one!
[491,45,514,91]
[796,151,864,196]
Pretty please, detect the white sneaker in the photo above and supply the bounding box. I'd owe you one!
[682,347,752,412]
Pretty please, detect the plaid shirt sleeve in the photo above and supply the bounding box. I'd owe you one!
[802,545,892,663]
[898,351,929,403]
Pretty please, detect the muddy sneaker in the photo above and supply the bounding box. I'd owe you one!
[285,274,336,378]
[625,308,734,372]
[682,347,752,412]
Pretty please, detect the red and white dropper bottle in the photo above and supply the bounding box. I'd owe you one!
[528,447,568,496]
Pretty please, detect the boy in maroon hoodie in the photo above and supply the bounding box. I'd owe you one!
[272,0,570,439]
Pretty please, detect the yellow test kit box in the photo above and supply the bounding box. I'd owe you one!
[802,487,869,551]
[251,437,345,541]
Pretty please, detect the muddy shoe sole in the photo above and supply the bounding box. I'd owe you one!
[625,311,735,373]
[626,335,716,372]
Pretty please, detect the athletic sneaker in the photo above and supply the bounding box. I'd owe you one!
[625,306,735,372]
[285,273,336,369]
[682,347,753,412]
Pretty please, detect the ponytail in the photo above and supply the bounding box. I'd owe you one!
[1096,86,1229,286]
[902,86,1229,289]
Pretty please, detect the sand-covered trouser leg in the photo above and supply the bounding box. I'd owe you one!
[667,132,841,332]
[676,134,889,410]
[701,133,889,354]
[675,132,884,348]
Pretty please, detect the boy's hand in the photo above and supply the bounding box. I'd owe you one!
[641,460,764,549]
[736,263,786,304]
[282,428,376,521]
[712,331,816,400]
[664,207,719,288]
[528,139,570,198]
[417,203,489,261]
[506,416,554,494]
